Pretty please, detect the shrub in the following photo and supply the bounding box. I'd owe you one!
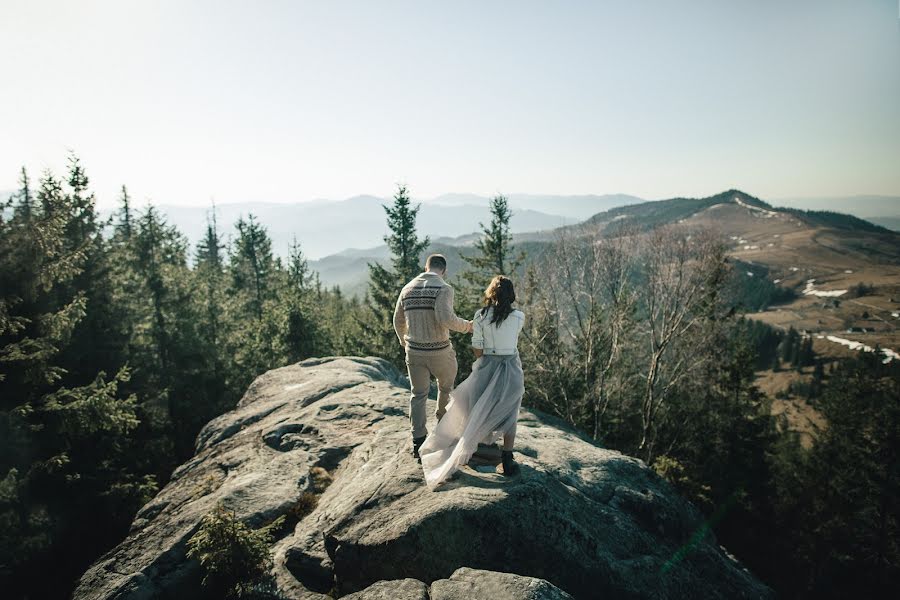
[186,503,285,599]
[652,455,712,510]
[309,466,333,493]
[287,492,318,521]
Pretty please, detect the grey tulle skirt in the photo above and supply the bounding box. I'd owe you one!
[419,352,525,489]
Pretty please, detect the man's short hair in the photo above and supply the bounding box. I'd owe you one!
[425,254,447,271]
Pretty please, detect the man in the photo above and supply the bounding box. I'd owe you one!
[393,254,473,461]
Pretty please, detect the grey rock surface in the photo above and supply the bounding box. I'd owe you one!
[346,568,571,600]
[73,356,773,600]
[430,567,574,599]
[341,577,429,600]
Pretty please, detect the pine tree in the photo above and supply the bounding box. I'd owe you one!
[383,184,430,282]
[460,194,524,296]
[0,168,152,597]
[287,237,313,294]
[456,194,526,377]
[55,154,128,387]
[128,204,201,461]
[781,327,802,367]
[12,167,34,222]
[196,205,225,270]
[280,239,325,362]
[230,214,274,321]
[192,205,234,419]
[226,214,285,391]
[363,185,429,368]
[115,185,134,241]
[773,354,899,597]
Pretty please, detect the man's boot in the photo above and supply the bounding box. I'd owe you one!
[412,436,427,462]
[501,450,520,476]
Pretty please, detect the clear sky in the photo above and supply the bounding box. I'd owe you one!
[3,0,899,209]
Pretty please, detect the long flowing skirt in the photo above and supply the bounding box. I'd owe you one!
[419,353,525,489]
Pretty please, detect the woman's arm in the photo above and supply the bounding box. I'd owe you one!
[471,310,484,358]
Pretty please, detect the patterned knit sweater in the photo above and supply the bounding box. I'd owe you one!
[393,272,471,352]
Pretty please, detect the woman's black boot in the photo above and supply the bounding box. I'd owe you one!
[501,450,520,476]
[412,436,427,462]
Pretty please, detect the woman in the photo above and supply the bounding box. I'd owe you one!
[419,275,526,489]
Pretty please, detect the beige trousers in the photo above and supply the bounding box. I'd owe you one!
[405,345,458,438]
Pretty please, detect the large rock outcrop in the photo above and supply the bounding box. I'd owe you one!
[74,357,772,599]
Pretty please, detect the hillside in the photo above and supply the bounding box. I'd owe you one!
[599,191,900,445]
[73,357,772,599]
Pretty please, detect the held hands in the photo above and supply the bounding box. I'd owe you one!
[466,320,474,334]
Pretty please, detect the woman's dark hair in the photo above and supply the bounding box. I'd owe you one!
[480,275,516,325]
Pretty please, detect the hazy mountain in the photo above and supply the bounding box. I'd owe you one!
[578,190,890,235]
[104,196,578,260]
[429,193,644,219]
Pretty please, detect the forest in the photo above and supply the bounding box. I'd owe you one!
[1,155,897,599]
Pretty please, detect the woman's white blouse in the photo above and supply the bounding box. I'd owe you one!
[471,307,525,355]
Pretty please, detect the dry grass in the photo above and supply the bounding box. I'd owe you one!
[288,492,319,521]
[309,466,333,493]
[755,370,827,449]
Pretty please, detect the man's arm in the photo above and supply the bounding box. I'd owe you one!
[435,285,472,333]
[393,295,407,345]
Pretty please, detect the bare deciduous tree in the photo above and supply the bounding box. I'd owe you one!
[635,225,729,462]
[520,224,639,438]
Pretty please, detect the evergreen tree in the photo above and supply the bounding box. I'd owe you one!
[459,194,525,296]
[127,205,202,462]
[115,185,134,241]
[456,194,526,377]
[773,354,899,597]
[0,169,153,598]
[655,321,779,586]
[196,206,225,270]
[54,154,128,388]
[383,184,430,282]
[230,214,274,321]
[12,167,33,222]
[193,207,232,416]
[226,214,284,391]
[279,239,325,362]
[363,185,429,369]
[780,327,801,366]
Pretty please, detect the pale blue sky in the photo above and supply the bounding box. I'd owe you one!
[2,0,899,209]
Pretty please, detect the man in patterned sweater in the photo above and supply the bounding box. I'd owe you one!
[393,254,473,461]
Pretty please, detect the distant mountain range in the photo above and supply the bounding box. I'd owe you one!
[310,190,900,297]
[88,193,643,260]
[3,188,898,261]
[427,193,644,219]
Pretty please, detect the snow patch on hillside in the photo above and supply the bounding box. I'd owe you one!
[823,335,898,364]
[803,279,847,298]
[734,196,778,218]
